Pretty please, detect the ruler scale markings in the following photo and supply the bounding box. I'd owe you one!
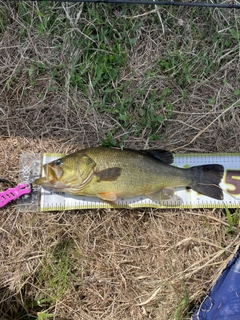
[40,152,240,211]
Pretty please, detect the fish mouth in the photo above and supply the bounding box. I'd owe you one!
[44,164,63,182]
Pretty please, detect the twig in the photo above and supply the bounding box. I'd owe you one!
[171,100,240,152]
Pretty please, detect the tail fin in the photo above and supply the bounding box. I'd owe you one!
[189,164,224,200]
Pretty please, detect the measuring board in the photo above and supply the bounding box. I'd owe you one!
[17,152,240,212]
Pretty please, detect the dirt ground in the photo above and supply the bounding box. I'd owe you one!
[0,2,240,320]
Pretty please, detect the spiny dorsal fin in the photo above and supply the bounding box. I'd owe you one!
[110,147,174,164]
[138,149,174,165]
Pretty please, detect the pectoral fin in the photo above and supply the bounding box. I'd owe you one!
[96,167,122,182]
[97,191,117,202]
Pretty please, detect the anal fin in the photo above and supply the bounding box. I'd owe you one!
[146,188,175,201]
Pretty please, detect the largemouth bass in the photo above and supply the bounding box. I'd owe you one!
[35,148,224,201]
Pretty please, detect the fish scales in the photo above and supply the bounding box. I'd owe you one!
[81,148,191,198]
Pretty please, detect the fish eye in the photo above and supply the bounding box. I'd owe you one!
[55,159,62,166]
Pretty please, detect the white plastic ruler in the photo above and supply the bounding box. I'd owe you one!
[18,153,240,211]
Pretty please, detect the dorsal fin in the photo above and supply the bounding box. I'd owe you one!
[109,147,174,165]
[137,149,174,165]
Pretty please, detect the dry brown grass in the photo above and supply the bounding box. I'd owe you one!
[0,1,240,319]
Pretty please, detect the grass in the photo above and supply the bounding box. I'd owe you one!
[2,2,240,146]
[0,0,240,319]
[174,291,191,320]
[225,207,240,237]
[36,240,72,303]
